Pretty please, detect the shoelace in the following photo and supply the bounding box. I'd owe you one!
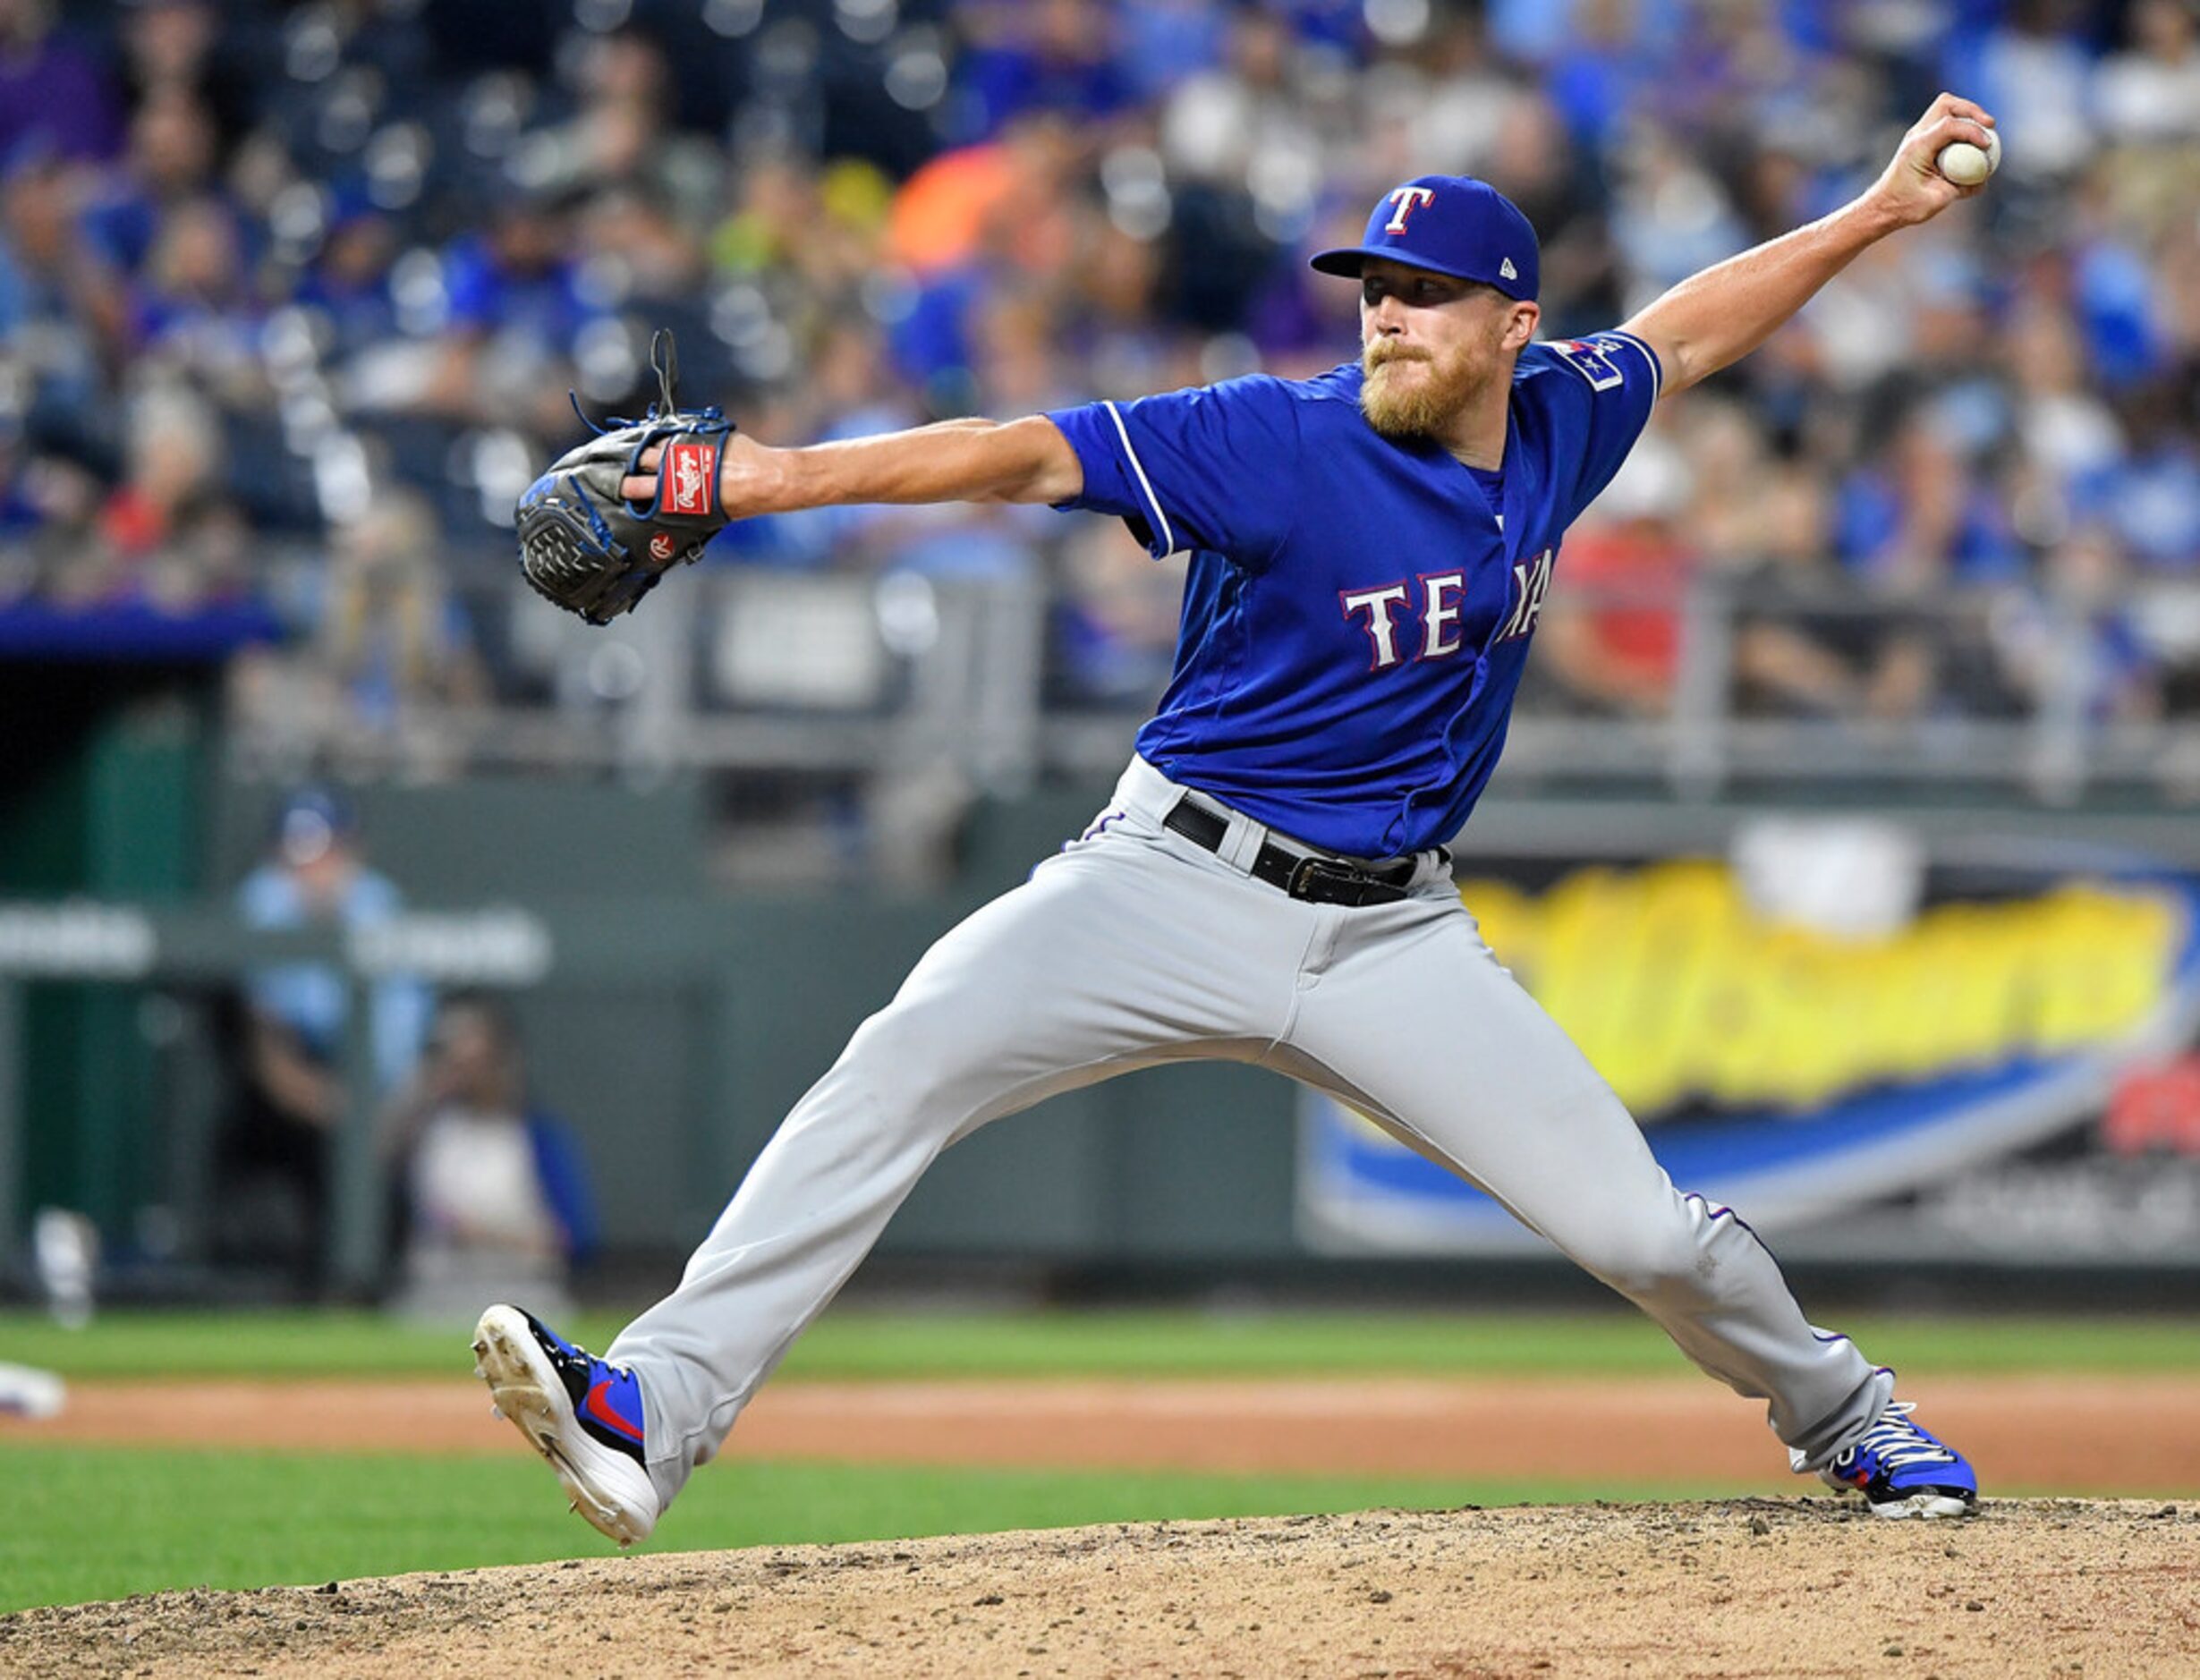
[1843,1401,1956,1470]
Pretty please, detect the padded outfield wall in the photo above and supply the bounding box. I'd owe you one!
[4,771,2200,1293]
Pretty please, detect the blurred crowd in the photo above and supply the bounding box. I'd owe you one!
[1,0,2196,755]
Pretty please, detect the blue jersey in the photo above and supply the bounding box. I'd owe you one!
[1047,329,1661,857]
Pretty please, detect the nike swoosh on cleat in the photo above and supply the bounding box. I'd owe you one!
[583,1379,645,1444]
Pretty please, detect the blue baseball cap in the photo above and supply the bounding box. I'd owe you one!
[270,785,359,865]
[1311,175,1540,301]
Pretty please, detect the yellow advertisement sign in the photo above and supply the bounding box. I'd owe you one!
[1458,862,2182,1116]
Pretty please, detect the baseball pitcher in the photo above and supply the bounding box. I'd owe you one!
[477,95,2000,1544]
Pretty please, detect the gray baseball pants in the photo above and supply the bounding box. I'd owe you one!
[610,755,1892,1510]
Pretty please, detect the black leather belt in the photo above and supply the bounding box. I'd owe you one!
[1162,795,1423,907]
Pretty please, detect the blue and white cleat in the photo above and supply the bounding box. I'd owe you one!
[472,1304,660,1547]
[1820,1400,1978,1519]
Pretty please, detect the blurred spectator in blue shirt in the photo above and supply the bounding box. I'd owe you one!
[2072,380,2200,573]
[2068,222,2170,392]
[428,192,600,428]
[442,198,587,341]
[1543,0,1658,151]
[81,86,223,278]
[298,200,402,363]
[1992,522,2162,725]
[128,198,262,400]
[213,786,429,1294]
[1115,0,1230,102]
[1837,412,2028,586]
[1652,0,1815,139]
[949,0,1136,146]
[237,786,430,1093]
[1049,511,1181,706]
[1486,0,1581,65]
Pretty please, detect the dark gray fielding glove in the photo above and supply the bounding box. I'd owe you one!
[514,331,736,624]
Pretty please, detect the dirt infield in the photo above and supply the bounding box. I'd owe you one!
[6,1499,2195,1678]
[8,1373,2199,1493]
[10,1378,2199,1674]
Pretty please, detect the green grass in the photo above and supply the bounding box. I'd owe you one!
[4,1306,2190,1615]
[0,1446,1730,1615]
[2,1305,2196,1383]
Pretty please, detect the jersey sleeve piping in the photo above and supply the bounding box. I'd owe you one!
[1601,327,1664,401]
[1103,399,1180,556]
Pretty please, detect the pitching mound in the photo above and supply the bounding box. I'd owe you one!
[5,1499,2192,1677]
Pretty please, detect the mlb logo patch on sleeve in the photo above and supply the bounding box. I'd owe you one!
[662,439,718,517]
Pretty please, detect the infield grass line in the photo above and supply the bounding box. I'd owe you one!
[3,1308,2196,1382]
[0,1446,1768,1615]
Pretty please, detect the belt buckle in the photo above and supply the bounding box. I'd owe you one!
[1287,855,1350,901]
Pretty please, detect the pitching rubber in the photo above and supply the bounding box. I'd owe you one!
[471,1305,658,1548]
[1865,1490,1977,1520]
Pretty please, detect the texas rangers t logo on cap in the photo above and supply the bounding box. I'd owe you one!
[1383,186,1437,233]
[1309,174,1542,302]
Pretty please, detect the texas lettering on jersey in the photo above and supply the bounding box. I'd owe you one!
[1048,326,1660,855]
[1498,547,1554,641]
[1340,547,1554,669]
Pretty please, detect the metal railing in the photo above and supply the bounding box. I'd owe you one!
[223,558,2200,807]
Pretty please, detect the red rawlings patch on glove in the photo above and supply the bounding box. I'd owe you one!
[660,438,718,518]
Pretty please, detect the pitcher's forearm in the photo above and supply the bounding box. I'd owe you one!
[726,416,1083,515]
[1623,198,1900,395]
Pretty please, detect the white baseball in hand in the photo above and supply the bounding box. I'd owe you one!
[1935,128,2001,186]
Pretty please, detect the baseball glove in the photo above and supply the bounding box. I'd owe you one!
[514,331,736,624]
